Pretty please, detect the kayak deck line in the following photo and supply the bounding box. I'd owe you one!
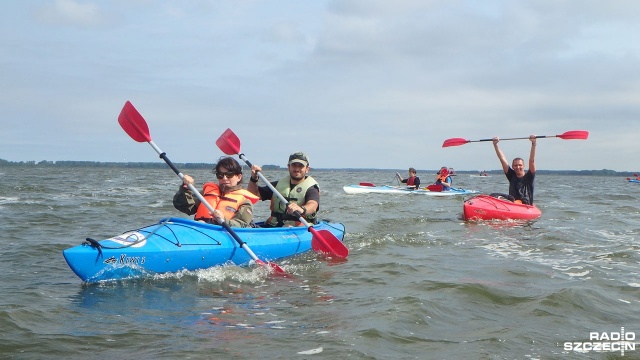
[83,219,192,252]
[473,195,514,212]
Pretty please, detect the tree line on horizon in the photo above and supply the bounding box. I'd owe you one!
[0,158,282,170]
[0,158,633,176]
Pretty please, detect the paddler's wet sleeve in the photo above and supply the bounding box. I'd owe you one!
[227,200,254,228]
[173,186,200,215]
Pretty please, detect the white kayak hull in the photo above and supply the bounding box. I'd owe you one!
[342,184,478,196]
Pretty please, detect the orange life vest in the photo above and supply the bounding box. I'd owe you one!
[194,183,259,221]
[437,168,450,184]
[439,168,449,180]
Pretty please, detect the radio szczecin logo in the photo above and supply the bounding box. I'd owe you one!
[564,327,635,356]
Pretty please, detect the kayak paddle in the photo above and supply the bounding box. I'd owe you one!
[442,130,589,147]
[216,128,349,259]
[117,101,286,275]
[427,184,443,192]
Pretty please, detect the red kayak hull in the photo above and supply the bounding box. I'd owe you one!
[463,194,542,221]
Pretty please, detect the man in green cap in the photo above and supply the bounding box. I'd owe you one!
[247,151,320,227]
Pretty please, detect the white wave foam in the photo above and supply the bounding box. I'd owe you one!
[0,196,19,204]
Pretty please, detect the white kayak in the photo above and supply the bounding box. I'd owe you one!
[342,184,478,196]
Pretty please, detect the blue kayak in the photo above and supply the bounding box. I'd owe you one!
[629,179,640,183]
[63,217,346,282]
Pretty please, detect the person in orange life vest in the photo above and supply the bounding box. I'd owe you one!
[172,156,258,227]
[493,135,536,205]
[396,167,421,189]
[434,166,452,190]
[247,152,319,227]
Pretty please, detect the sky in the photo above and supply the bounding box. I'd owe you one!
[1,0,639,172]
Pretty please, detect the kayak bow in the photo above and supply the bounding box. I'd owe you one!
[463,195,541,221]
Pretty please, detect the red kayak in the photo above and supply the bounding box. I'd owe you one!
[463,194,542,221]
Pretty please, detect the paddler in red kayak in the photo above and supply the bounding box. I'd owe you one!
[492,135,537,204]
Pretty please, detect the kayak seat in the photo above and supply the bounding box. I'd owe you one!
[489,193,515,202]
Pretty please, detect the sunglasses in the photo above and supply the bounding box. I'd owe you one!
[215,171,238,179]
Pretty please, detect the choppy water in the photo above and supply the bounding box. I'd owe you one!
[1,166,639,359]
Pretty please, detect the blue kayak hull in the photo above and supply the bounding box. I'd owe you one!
[63,217,346,282]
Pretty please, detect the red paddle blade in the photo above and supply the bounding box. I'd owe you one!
[216,128,241,155]
[118,101,151,143]
[427,184,443,192]
[557,130,589,140]
[442,137,470,147]
[269,262,287,274]
[309,228,348,258]
[255,259,287,274]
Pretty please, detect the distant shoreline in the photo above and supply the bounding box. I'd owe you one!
[0,159,632,176]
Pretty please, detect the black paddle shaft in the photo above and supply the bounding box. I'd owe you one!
[159,153,183,178]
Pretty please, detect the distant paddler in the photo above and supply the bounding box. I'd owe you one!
[434,167,452,190]
[396,167,421,190]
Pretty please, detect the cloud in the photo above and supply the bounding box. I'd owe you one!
[34,0,109,28]
[1,1,639,171]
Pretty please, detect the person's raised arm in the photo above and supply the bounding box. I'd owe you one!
[528,135,537,174]
[493,137,510,174]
